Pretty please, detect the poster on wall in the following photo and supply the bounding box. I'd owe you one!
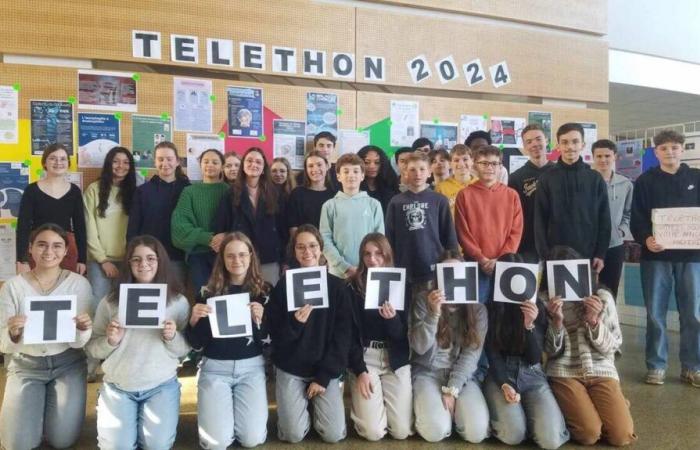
[580,122,597,163]
[420,122,458,150]
[390,100,419,147]
[77,70,137,112]
[30,100,74,155]
[272,120,306,170]
[227,86,263,138]
[0,225,16,281]
[77,113,120,168]
[132,114,172,168]
[338,129,370,156]
[527,111,552,144]
[41,171,83,190]
[459,114,487,145]
[306,92,338,142]
[186,133,224,181]
[615,139,644,181]
[490,117,525,148]
[0,86,19,144]
[174,78,212,133]
[0,162,28,220]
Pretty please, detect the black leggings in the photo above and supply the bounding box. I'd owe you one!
[599,244,625,300]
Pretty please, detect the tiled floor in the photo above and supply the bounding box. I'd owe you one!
[1,325,699,449]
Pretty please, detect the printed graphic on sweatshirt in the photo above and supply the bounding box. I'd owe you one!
[403,201,428,231]
[523,177,538,197]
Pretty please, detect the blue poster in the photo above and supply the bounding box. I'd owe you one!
[30,100,74,155]
[0,162,29,219]
[78,113,121,168]
[227,86,263,138]
[306,92,338,140]
[419,123,458,150]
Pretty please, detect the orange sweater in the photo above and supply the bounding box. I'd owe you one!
[454,181,523,261]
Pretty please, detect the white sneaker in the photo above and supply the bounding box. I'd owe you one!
[681,369,700,388]
[645,369,665,385]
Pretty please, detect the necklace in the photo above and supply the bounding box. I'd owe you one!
[30,269,64,295]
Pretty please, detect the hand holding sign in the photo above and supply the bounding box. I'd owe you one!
[583,295,603,327]
[75,313,92,331]
[7,315,27,342]
[106,320,125,346]
[520,301,538,329]
[190,303,211,327]
[294,304,313,324]
[427,289,445,314]
[378,302,397,320]
[162,320,177,341]
[546,297,564,330]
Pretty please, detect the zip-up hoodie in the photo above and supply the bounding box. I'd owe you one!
[631,164,700,262]
[508,160,555,256]
[605,172,633,248]
[319,191,384,278]
[534,158,611,260]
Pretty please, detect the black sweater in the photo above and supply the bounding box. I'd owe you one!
[508,161,555,258]
[127,175,190,261]
[185,285,269,360]
[347,282,409,375]
[631,164,700,262]
[16,182,87,263]
[534,158,611,260]
[365,184,399,215]
[267,273,352,387]
[286,186,336,230]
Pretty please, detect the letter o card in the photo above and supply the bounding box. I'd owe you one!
[365,268,406,311]
[494,262,539,304]
[118,283,167,328]
[286,266,328,311]
[436,262,479,303]
[23,295,77,344]
[546,259,591,301]
[207,293,252,338]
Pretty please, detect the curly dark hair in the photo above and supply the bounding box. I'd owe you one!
[357,145,399,193]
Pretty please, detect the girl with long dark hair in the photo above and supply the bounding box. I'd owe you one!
[357,145,399,213]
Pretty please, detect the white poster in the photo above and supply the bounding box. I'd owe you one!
[272,119,306,170]
[174,78,213,133]
[0,226,16,281]
[338,129,370,156]
[118,283,167,328]
[459,114,488,145]
[390,100,419,147]
[285,266,329,311]
[186,134,224,181]
[652,207,700,250]
[436,262,479,304]
[546,260,591,301]
[493,262,539,304]
[365,268,406,311]
[510,155,529,173]
[580,122,598,164]
[0,86,19,144]
[23,295,77,344]
[207,293,253,338]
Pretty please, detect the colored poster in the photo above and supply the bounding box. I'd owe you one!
[77,113,120,168]
[527,111,552,144]
[30,100,74,155]
[0,225,15,281]
[615,139,644,181]
[459,114,487,145]
[272,120,306,170]
[40,171,83,190]
[174,78,212,133]
[186,133,224,181]
[580,122,597,163]
[491,117,525,148]
[132,115,172,168]
[338,129,370,156]
[227,86,263,138]
[78,70,137,112]
[419,122,458,150]
[0,86,19,144]
[306,92,338,142]
[390,100,419,147]
[0,162,29,219]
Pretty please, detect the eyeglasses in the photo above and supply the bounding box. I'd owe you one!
[129,256,159,266]
[475,161,502,168]
[225,252,251,261]
[46,156,68,163]
[295,243,320,252]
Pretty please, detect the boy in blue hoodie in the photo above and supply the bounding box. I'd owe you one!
[320,153,384,278]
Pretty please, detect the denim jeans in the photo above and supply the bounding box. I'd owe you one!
[96,376,181,450]
[412,367,490,443]
[197,356,268,449]
[274,367,346,443]
[641,260,700,371]
[88,260,123,309]
[0,349,87,450]
[188,251,216,297]
[478,268,494,304]
[483,359,569,449]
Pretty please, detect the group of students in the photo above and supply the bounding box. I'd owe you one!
[1,121,698,449]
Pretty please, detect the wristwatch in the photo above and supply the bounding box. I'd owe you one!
[441,385,459,398]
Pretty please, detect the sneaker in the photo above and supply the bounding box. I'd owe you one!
[681,369,700,388]
[645,369,665,385]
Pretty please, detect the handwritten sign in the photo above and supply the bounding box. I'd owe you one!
[652,207,700,250]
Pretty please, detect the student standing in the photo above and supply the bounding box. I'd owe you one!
[172,149,228,295]
[631,130,700,386]
[267,225,352,443]
[286,150,337,237]
[16,143,87,275]
[320,153,384,279]
[83,146,136,303]
[544,246,636,446]
[213,147,287,285]
[534,123,611,272]
[223,152,242,185]
[412,137,433,153]
[454,146,523,303]
[435,144,476,218]
[429,149,451,187]
[87,236,190,450]
[409,250,489,443]
[508,124,555,261]
[271,156,295,197]
[347,233,413,441]
[393,147,414,192]
[0,224,93,450]
[358,145,399,214]
[127,141,190,281]
[186,232,270,449]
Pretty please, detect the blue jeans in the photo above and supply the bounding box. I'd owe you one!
[641,260,700,371]
[88,260,124,310]
[0,349,86,450]
[484,359,569,449]
[478,268,494,304]
[96,377,181,450]
[188,251,216,297]
[197,356,268,449]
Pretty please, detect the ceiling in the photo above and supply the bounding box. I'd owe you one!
[609,82,700,135]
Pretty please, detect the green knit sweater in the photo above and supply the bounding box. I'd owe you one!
[171,182,228,256]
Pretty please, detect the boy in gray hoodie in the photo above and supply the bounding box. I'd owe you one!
[592,139,633,299]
